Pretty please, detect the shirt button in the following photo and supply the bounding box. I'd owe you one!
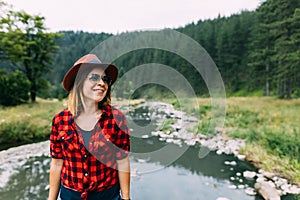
[84,155,87,158]
[84,173,88,176]
[62,137,64,140]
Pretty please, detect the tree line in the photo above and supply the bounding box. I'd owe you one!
[0,0,300,106]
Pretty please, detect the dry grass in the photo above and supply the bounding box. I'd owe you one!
[194,96,300,184]
[0,98,66,126]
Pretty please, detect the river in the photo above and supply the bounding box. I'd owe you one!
[0,102,298,200]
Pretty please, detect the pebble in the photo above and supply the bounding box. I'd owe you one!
[255,181,280,200]
[245,187,256,196]
[243,171,256,179]
[216,197,230,200]
[224,161,237,166]
[228,184,237,189]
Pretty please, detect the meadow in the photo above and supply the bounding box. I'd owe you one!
[184,97,300,185]
[0,97,299,185]
[0,98,65,150]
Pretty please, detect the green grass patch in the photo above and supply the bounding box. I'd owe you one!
[163,96,300,184]
[0,98,65,150]
[199,97,300,184]
[159,118,177,133]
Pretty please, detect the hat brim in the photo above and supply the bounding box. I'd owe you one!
[62,63,118,92]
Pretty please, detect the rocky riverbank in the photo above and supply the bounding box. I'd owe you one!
[1,100,299,199]
[135,101,300,199]
[0,140,50,188]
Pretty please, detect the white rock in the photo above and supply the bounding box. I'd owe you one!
[267,180,276,188]
[238,184,245,189]
[136,158,147,163]
[151,131,160,136]
[263,171,275,179]
[216,197,230,200]
[216,150,223,155]
[228,184,237,189]
[245,187,256,196]
[44,184,50,191]
[289,185,300,194]
[185,139,196,146]
[224,161,237,166]
[254,181,280,200]
[243,171,256,179]
[256,177,266,183]
[237,154,246,160]
[172,139,182,146]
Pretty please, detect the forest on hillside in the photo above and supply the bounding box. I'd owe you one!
[1,0,300,105]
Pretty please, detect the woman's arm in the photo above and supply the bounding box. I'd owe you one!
[48,158,63,200]
[117,156,130,199]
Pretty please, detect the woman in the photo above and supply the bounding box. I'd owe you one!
[48,54,130,200]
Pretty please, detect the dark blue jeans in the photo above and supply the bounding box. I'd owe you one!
[60,184,121,200]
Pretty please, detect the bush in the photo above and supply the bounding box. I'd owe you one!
[0,120,49,150]
[0,70,30,106]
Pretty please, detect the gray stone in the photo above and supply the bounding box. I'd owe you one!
[254,181,280,200]
[243,171,256,179]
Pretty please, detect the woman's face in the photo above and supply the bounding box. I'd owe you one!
[82,67,110,103]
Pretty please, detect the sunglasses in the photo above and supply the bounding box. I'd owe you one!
[88,73,112,86]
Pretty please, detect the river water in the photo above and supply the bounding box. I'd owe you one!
[0,102,297,200]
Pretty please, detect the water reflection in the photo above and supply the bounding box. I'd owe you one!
[130,136,258,200]
[0,156,50,200]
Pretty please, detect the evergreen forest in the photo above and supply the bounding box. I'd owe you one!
[1,0,300,105]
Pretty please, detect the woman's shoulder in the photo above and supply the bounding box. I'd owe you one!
[53,108,72,119]
[111,105,124,114]
[104,105,126,121]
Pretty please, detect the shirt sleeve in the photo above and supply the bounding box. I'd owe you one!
[114,110,130,160]
[49,114,63,159]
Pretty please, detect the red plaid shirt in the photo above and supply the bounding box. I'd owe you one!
[50,105,130,198]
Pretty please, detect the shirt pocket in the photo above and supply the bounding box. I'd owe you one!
[57,130,77,152]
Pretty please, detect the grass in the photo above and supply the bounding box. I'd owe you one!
[0,97,143,150]
[167,96,300,185]
[0,98,66,150]
[1,96,300,186]
[228,97,300,185]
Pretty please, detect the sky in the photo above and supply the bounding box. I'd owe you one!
[7,0,261,34]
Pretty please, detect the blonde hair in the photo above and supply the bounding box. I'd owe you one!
[66,65,112,116]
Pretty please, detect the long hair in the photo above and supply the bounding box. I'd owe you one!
[67,65,112,116]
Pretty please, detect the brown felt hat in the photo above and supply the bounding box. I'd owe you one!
[62,54,118,92]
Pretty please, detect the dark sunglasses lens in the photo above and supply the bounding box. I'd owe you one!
[102,76,112,85]
[89,74,100,82]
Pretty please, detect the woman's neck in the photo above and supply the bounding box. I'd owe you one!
[82,100,100,115]
[75,102,101,131]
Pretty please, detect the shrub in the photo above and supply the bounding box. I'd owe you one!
[0,70,30,106]
[0,120,49,150]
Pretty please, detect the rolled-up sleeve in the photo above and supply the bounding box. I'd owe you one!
[114,111,130,160]
[50,115,63,159]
